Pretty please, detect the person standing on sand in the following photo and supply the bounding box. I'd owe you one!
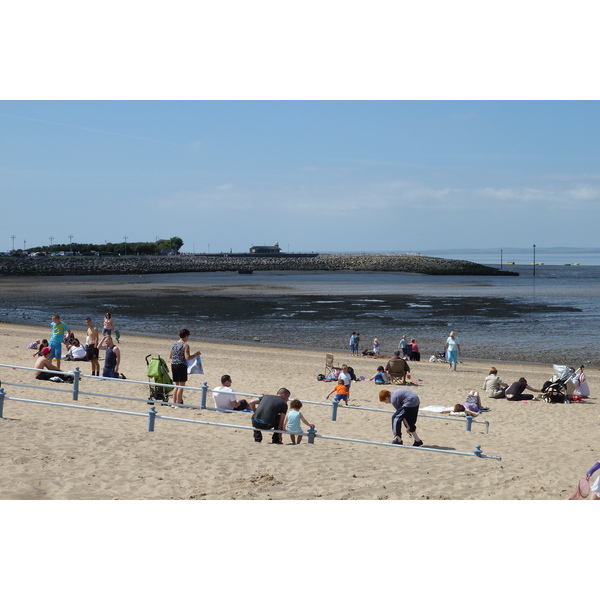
[251,388,291,443]
[379,388,423,447]
[444,331,460,370]
[103,313,115,336]
[49,314,71,371]
[85,317,100,376]
[398,334,408,357]
[169,328,201,405]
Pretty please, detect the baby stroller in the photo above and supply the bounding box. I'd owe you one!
[542,364,582,404]
[145,354,173,405]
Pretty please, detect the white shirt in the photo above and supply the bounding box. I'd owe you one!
[212,385,237,411]
[69,345,86,359]
[339,372,351,387]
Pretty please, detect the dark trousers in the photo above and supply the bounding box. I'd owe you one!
[506,393,533,401]
[251,417,280,442]
[392,405,419,439]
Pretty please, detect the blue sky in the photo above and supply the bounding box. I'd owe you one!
[2,100,600,254]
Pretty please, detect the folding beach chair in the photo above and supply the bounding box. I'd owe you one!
[325,353,341,378]
[387,358,409,384]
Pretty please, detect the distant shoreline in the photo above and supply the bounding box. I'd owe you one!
[0,253,518,277]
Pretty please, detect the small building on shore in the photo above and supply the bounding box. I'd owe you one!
[250,242,281,255]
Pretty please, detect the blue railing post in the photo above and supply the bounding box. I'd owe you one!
[331,398,339,421]
[308,426,316,444]
[200,382,208,409]
[474,445,483,457]
[72,367,81,402]
[0,387,4,419]
[148,406,157,432]
[465,414,473,432]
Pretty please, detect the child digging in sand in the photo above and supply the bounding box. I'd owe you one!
[285,399,314,445]
[326,378,349,405]
[369,365,389,384]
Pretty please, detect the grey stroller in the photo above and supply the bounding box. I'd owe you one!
[541,364,582,404]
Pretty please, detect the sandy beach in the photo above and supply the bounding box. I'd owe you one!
[1,321,597,501]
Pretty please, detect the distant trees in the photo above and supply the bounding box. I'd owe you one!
[25,237,185,256]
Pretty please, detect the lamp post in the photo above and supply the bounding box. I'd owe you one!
[68,234,73,254]
[49,236,54,254]
[23,239,26,253]
[500,248,503,270]
[11,235,15,253]
[533,244,536,277]
[123,236,128,256]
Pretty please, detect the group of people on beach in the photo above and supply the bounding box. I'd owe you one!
[357,331,460,367]
[32,313,121,382]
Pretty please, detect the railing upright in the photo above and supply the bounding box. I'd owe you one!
[72,367,81,403]
[0,387,4,419]
[200,382,208,409]
[331,398,339,421]
[148,407,157,432]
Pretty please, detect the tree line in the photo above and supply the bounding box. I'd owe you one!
[21,237,185,256]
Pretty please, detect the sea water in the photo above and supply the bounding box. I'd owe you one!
[1,262,598,366]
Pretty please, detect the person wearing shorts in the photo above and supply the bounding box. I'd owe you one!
[85,317,101,376]
[326,379,349,405]
[49,314,71,371]
[169,328,201,405]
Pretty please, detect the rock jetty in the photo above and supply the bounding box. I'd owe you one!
[0,254,517,277]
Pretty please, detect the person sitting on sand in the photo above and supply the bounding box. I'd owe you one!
[33,339,49,357]
[65,339,87,361]
[505,377,542,401]
[212,374,259,412]
[369,366,389,384]
[326,378,349,405]
[33,347,73,382]
[483,367,508,398]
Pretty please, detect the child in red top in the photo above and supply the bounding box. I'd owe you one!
[326,379,349,405]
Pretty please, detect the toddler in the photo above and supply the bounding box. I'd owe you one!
[369,366,388,384]
[326,378,349,405]
[285,399,315,445]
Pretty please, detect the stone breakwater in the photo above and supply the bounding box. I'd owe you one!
[0,254,517,277]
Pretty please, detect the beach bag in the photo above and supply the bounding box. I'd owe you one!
[187,356,204,374]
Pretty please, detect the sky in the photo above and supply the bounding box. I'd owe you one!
[2,100,600,254]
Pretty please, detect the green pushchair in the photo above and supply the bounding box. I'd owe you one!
[145,355,174,405]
